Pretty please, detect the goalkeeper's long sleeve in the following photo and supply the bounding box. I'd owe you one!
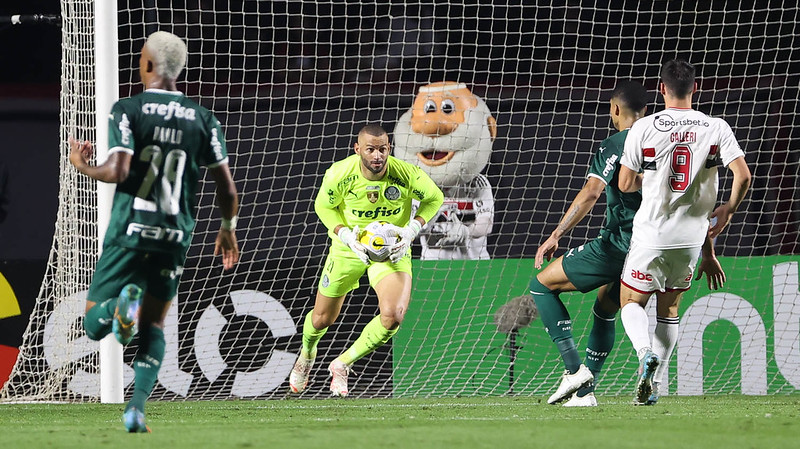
[314,169,351,238]
[410,168,445,224]
[314,193,347,234]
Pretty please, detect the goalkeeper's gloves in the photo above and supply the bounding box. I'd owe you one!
[388,220,423,263]
[338,226,370,265]
[435,221,470,247]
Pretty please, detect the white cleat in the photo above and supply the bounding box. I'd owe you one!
[563,392,598,407]
[547,364,594,404]
[289,352,315,393]
[329,359,351,397]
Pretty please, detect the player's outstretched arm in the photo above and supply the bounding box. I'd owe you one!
[535,177,604,269]
[209,163,239,271]
[68,136,131,183]
[695,235,726,290]
[709,156,752,239]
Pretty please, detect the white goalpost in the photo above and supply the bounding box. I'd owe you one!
[94,0,123,404]
[2,1,799,403]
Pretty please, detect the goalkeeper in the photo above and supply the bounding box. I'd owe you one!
[290,124,444,397]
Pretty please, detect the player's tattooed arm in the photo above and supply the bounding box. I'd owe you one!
[535,177,604,269]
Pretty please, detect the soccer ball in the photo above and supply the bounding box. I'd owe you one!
[358,221,397,262]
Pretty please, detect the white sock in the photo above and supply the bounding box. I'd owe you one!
[621,303,651,358]
[652,316,679,384]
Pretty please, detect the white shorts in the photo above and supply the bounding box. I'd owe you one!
[621,242,701,294]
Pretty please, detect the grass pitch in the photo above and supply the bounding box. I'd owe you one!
[4,395,799,448]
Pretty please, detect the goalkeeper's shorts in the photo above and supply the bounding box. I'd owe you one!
[88,244,184,303]
[318,241,412,298]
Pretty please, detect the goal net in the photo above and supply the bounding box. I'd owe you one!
[2,1,798,402]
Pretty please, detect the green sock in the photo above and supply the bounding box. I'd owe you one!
[301,311,327,359]
[578,297,617,396]
[126,326,165,413]
[83,297,117,341]
[338,316,397,366]
[530,277,581,373]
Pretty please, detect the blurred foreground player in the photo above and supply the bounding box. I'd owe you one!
[69,31,239,431]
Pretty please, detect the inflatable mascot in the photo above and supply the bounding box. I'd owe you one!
[394,81,497,260]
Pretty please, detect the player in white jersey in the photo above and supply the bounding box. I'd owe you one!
[617,60,751,405]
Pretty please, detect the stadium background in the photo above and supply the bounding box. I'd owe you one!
[0,1,798,398]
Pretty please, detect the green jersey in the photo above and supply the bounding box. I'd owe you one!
[103,89,229,254]
[587,130,642,252]
[315,154,444,239]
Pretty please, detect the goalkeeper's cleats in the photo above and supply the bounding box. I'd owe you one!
[328,359,351,397]
[547,364,593,404]
[122,407,151,433]
[563,392,598,407]
[289,351,315,393]
[633,351,660,405]
[113,284,142,346]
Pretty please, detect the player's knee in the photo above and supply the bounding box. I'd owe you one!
[529,277,557,311]
[596,284,621,317]
[380,309,404,329]
[656,301,680,318]
[530,277,567,322]
[529,277,552,295]
[83,321,102,341]
[311,310,336,329]
[593,297,618,319]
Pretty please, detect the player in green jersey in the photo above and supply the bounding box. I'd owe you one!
[69,31,239,432]
[530,80,725,406]
[289,124,444,396]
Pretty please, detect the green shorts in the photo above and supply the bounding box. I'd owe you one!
[318,241,412,298]
[87,245,185,303]
[560,236,628,293]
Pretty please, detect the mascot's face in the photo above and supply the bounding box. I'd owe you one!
[394,82,497,187]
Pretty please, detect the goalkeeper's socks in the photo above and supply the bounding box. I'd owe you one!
[127,326,166,413]
[530,277,580,373]
[301,311,328,359]
[83,297,117,341]
[585,297,616,375]
[339,315,397,365]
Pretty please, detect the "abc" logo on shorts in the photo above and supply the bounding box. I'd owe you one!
[631,269,654,282]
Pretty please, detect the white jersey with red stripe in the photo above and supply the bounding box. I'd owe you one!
[621,108,744,249]
[418,174,494,260]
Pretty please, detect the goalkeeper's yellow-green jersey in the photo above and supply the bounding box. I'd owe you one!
[315,154,444,239]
